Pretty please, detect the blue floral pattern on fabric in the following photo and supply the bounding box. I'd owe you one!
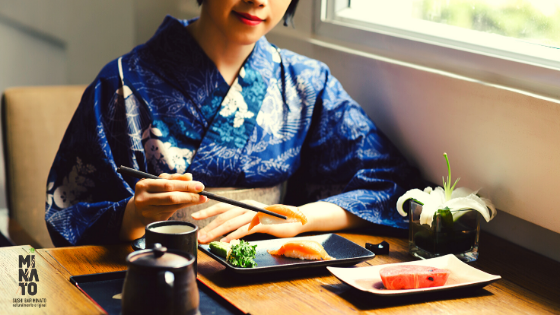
[206,66,269,149]
[45,16,424,246]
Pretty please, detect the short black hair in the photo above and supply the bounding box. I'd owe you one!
[196,0,299,27]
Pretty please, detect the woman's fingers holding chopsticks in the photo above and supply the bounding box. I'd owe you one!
[135,192,206,206]
[138,177,204,193]
[158,172,193,181]
[120,172,208,241]
[135,179,207,205]
[132,176,208,223]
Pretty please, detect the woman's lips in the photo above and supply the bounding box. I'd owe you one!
[234,11,264,26]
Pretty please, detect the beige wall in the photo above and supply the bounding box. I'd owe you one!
[0,0,136,85]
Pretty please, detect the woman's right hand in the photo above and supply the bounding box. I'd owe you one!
[119,173,208,241]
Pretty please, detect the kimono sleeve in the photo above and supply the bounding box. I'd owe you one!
[286,66,425,229]
[45,72,137,246]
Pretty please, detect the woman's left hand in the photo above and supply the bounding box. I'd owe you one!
[191,201,305,243]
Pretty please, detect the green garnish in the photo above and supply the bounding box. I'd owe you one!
[227,240,257,268]
[442,153,460,202]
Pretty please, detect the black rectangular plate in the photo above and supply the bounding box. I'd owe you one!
[69,270,243,315]
[199,234,375,274]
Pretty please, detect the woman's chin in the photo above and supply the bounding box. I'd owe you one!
[229,32,266,46]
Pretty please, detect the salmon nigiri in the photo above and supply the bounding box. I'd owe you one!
[268,240,334,260]
[247,204,308,231]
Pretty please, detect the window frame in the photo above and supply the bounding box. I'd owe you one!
[313,0,560,100]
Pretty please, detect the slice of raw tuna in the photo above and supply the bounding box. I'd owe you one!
[379,265,450,290]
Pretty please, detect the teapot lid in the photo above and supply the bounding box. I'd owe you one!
[128,243,193,269]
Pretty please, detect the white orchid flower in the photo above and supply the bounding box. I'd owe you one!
[396,153,496,227]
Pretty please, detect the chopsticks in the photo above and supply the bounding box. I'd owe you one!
[116,166,287,220]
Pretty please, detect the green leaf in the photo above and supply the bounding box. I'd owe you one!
[443,153,460,201]
[227,240,257,268]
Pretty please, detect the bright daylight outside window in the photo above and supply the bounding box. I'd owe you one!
[327,0,560,65]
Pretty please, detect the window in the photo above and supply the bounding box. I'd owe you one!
[345,1,560,46]
[316,0,560,98]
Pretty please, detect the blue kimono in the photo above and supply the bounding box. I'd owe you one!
[45,16,423,246]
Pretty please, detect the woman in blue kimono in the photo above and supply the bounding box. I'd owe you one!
[45,0,423,246]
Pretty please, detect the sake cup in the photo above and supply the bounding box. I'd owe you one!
[145,221,198,273]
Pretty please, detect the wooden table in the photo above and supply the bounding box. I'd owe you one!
[8,230,556,315]
[0,245,102,314]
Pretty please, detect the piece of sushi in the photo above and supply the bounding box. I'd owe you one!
[247,204,308,231]
[379,265,450,290]
[267,240,334,260]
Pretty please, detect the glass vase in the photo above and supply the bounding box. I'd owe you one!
[409,200,481,262]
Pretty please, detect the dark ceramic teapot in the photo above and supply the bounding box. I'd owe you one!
[122,243,199,315]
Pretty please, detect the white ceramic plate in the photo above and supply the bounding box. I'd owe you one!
[327,254,501,296]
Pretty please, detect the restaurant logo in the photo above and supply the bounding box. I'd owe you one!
[13,248,47,309]
[18,253,39,295]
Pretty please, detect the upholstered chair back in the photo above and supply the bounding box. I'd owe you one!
[2,85,86,248]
